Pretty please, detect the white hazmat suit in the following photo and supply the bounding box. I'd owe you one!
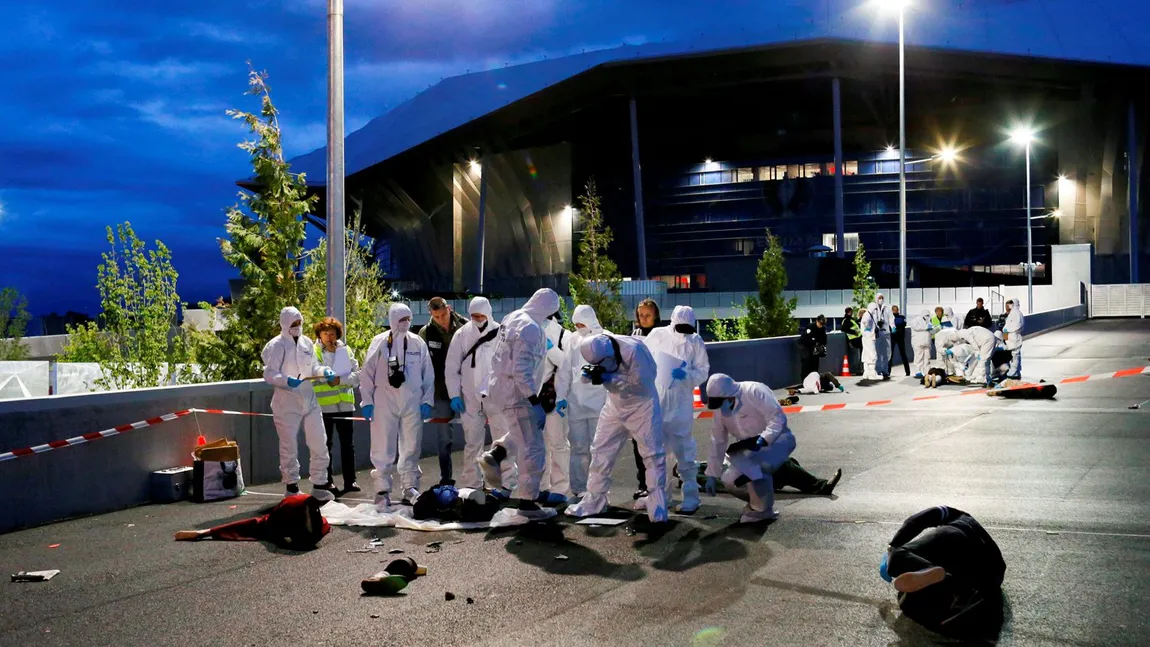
[566,333,669,523]
[444,297,501,489]
[704,374,796,523]
[958,325,998,385]
[860,303,880,380]
[360,303,435,500]
[565,305,609,495]
[540,317,572,497]
[479,288,560,508]
[644,306,710,513]
[871,295,894,378]
[910,309,933,377]
[1003,299,1024,378]
[261,307,335,499]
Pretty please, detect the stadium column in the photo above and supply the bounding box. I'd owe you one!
[477,153,489,292]
[1130,99,1141,283]
[833,77,845,258]
[630,97,649,280]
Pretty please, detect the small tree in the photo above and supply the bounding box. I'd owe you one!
[59,222,191,390]
[852,242,879,312]
[708,306,750,342]
[187,66,317,381]
[0,287,31,360]
[568,179,628,332]
[299,207,390,361]
[744,231,797,338]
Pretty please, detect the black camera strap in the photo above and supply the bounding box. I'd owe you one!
[462,328,499,368]
[387,333,408,371]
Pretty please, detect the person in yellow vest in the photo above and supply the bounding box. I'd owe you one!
[313,317,361,493]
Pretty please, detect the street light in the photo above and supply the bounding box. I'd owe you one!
[876,0,910,314]
[1010,126,1036,313]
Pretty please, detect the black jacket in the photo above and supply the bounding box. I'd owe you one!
[419,310,469,401]
[841,316,861,348]
[799,324,827,356]
[964,307,993,330]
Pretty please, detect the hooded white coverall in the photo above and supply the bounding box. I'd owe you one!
[644,305,710,512]
[860,303,880,380]
[1003,300,1024,377]
[566,333,669,523]
[261,306,333,487]
[945,306,962,331]
[360,303,434,495]
[872,295,894,377]
[910,310,933,377]
[444,297,501,489]
[540,317,572,496]
[958,325,998,384]
[565,305,609,495]
[933,328,962,376]
[484,288,560,503]
[705,374,796,520]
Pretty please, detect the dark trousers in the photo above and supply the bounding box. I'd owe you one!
[891,335,911,376]
[633,440,647,491]
[847,340,863,375]
[773,458,830,493]
[322,412,356,488]
[800,354,820,378]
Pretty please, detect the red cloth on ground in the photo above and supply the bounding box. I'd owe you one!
[206,494,331,549]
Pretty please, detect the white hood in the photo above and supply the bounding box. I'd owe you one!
[280,306,303,338]
[388,302,413,335]
[571,304,603,336]
[522,288,560,324]
[468,296,493,321]
[670,305,697,333]
[705,373,739,399]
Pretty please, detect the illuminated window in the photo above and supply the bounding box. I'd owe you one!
[735,239,756,255]
[757,166,772,180]
[844,161,858,175]
[736,167,754,183]
[804,163,822,178]
[786,164,800,179]
[775,165,788,180]
[822,232,860,253]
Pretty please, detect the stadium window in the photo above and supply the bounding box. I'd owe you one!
[844,161,858,175]
[694,274,707,289]
[775,165,787,180]
[736,167,754,183]
[821,232,860,253]
[787,164,800,179]
[757,166,772,181]
[804,163,821,178]
[735,239,756,255]
[827,163,836,176]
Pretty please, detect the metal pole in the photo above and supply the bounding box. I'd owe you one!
[1130,99,1141,284]
[629,98,649,280]
[1025,140,1034,313]
[476,155,488,292]
[898,8,908,312]
[832,77,845,258]
[325,0,346,323]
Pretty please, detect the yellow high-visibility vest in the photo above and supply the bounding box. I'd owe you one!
[313,345,354,407]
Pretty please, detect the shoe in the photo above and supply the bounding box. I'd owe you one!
[894,566,947,593]
[939,588,988,628]
[632,489,648,500]
[881,374,891,381]
[285,483,300,496]
[488,487,511,503]
[477,452,503,490]
[344,482,361,493]
[818,469,842,495]
[536,490,568,506]
[516,499,553,520]
[311,483,337,502]
[738,506,779,524]
[913,373,923,379]
[439,477,455,487]
[679,491,701,514]
[400,487,420,506]
[632,495,648,511]
[374,491,393,512]
[565,492,608,518]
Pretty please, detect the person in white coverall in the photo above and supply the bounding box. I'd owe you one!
[538,315,572,500]
[860,302,880,380]
[360,303,434,511]
[703,373,797,523]
[910,309,933,378]
[1002,299,1024,378]
[932,328,962,376]
[476,288,561,518]
[565,305,609,496]
[871,294,894,379]
[262,307,338,501]
[957,325,998,386]
[444,297,501,489]
[945,306,962,331]
[566,333,670,523]
[644,305,710,514]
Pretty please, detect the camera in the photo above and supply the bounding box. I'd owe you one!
[387,356,406,388]
[815,344,827,358]
[582,363,607,386]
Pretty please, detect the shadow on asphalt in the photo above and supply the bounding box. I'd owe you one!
[491,520,646,582]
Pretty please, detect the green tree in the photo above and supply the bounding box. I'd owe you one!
[568,178,628,332]
[58,222,191,390]
[0,287,31,360]
[852,242,879,312]
[708,305,750,342]
[187,66,318,380]
[744,231,797,338]
[299,207,390,361]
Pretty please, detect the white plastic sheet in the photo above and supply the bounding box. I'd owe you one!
[319,502,557,532]
[0,361,49,400]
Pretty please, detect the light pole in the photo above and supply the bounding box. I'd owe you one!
[1010,127,1035,313]
[325,0,346,323]
[897,0,907,318]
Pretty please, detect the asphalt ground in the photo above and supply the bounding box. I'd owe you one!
[2,319,1148,647]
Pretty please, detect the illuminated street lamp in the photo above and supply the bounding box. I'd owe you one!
[876,0,910,312]
[1010,126,1036,313]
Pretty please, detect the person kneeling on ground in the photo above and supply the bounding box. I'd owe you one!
[788,371,844,395]
[174,494,330,550]
[701,373,797,523]
[879,505,1006,635]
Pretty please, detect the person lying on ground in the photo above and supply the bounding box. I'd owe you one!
[173,494,330,550]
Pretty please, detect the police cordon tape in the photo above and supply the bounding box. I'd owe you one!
[2,366,1146,462]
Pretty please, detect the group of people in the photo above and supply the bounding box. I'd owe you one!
[824,295,1025,389]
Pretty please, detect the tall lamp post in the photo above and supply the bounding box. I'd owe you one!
[1010,127,1035,314]
[325,0,346,323]
[877,0,911,313]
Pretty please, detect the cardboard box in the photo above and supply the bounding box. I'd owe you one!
[193,438,240,463]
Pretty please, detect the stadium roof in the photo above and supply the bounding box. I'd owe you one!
[288,0,1150,182]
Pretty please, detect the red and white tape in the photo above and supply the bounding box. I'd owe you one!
[0,410,192,463]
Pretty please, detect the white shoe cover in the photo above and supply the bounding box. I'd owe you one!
[632,496,648,511]
[679,492,701,514]
[738,506,779,524]
[565,492,608,517]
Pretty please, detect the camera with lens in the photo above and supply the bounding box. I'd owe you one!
[582,363,607,386]
[815,343,827,358]
[387,356,406,388]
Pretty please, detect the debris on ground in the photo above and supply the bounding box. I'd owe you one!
[387,549,404,554]
[370,614,380,619]
[347,548,380,554]
[451,539,465,544]
[466,597,475,604]
[445,591,456,601]
[11,570,60,583]
[368,537,383,547]
[425,541,443,553]
[554,554,569,561]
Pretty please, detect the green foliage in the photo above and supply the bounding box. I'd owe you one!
[0,287,31,360]
[299,207,390,362]
[852,242,879,312]
[568,178,628,333]
[708,305,751,342]
[58,222,192,390]
[187,66,317,381]
[744,231,797,338]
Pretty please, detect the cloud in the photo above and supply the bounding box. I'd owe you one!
[184,21,275,45]
[90,58,233,83]
[128,99,233,135]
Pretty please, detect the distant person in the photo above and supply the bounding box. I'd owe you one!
[964,298,993,331]
[841,307,862,375]
[871,294,895,379]
[312,317,361,492]
[788,371,844,395]
[931,306,951,332]
[419,297,469,485]
[860,303,880,380]
[909,309,933,378]
[798,314,827,378]
[627,297,662,504]
[1001,299,1024,379]
[890,305,911,377]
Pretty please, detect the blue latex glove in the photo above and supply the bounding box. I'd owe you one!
[879,549,892,583]
[555,400,568,417]
[286,376,303,388]
[361,404,375,422]
[450,397,465,414]
[420,403,433,420]
[705,476,718,496]
[671,363,688,381]
[546,338,554,350]
[324,367,336,385]
[838,385,845,393]
[531,403,546,429]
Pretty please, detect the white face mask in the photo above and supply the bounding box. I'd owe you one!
[289,324,301,338]
[393,321,411,335]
